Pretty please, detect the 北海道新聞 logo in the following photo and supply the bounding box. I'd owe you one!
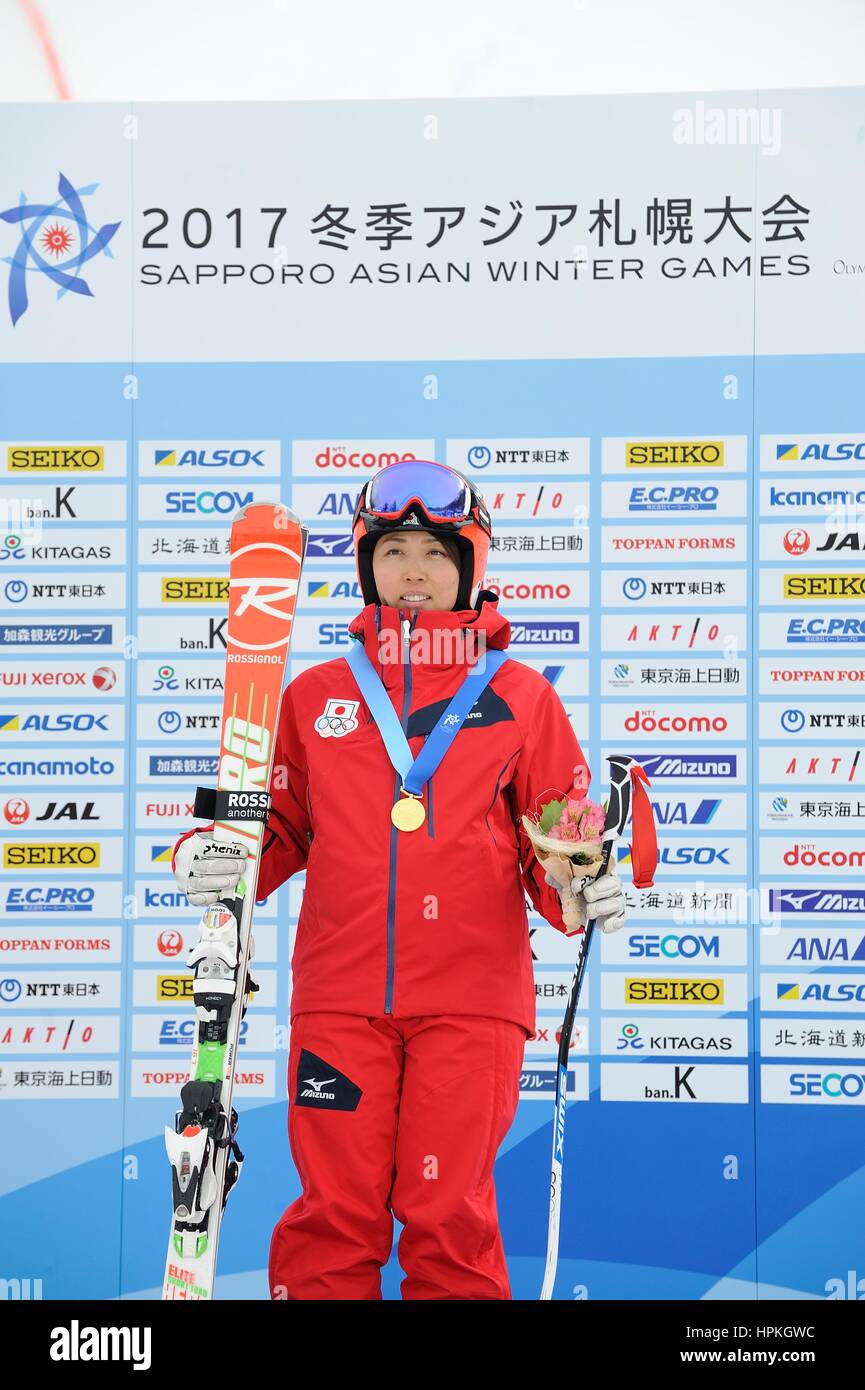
[0,171,120,326]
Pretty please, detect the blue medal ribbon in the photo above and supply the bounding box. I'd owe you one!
[346,635,509,796]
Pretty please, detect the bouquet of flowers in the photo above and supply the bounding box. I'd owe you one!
[521,791,607,932]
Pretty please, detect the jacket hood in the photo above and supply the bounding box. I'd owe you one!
[347,594,510,669]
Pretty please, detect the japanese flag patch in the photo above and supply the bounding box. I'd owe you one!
[314,697,360,739]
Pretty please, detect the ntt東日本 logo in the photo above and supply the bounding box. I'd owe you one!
[0,172,120,326]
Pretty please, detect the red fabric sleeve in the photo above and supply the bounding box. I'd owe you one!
[509,677,592,935]
[255,680,313,901]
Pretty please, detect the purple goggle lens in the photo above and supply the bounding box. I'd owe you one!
[366,461,471,520]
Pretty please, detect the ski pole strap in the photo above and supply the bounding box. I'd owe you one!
[346,637,509,795]
[628,764,657,888]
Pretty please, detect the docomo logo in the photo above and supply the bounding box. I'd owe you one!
[314,447,418,470]
[484,578,575,601]
[784,843,865,869]
[624,709,728,734]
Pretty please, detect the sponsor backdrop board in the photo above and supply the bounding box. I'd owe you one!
[0,91,863,1302]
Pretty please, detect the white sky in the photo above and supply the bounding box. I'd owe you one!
[0,0,863,102]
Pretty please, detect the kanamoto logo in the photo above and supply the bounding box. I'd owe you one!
[625,978,725,1003]
[784,843,865,869]
[162,578,228,603]
[0,171,120,327]
[625,441,724,468]
[228,539,301,652]
[7,447,104,472]
[3,842,100,868]
[624,710,728,733]
[784,574,865,600]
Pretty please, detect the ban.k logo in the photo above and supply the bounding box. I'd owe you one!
[314,698,360,739]
[0,171,121,326]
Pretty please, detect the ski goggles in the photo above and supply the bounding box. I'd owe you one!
[363,460,473,524]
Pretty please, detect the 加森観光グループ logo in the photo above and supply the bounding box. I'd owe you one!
[0,171,120,326]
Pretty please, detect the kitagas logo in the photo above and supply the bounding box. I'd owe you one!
[0,172,120,326]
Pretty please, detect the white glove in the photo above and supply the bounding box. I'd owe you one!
[544,866,627,934]
[173,829,249,907]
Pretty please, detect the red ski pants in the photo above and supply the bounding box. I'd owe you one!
[268,1011,526,1300]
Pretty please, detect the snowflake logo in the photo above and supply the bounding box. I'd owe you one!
[0,171,120,326]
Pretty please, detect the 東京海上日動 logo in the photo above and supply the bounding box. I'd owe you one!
[0,171,120,326]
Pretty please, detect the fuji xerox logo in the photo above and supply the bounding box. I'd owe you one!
[0,172,120,326]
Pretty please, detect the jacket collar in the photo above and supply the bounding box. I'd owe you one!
[348,595,510,672]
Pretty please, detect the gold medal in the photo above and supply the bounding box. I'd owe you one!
[391,790,426,831]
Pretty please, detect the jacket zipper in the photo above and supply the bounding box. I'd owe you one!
[384,608,417,1014]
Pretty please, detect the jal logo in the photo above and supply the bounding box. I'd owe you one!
[784,527,810,555]
[314,698,360,739]
[4,797,28,825]
[157,930,184,958]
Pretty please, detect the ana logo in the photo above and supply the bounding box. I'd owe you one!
[784,527,810,555]
[0,172,120,326]
[314,698,360,739]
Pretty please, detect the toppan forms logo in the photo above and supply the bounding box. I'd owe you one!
[0,172,120,326]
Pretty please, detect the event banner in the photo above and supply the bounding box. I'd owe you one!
[0,88,863,1300]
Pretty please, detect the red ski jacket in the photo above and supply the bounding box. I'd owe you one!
[176,598,591,1040]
